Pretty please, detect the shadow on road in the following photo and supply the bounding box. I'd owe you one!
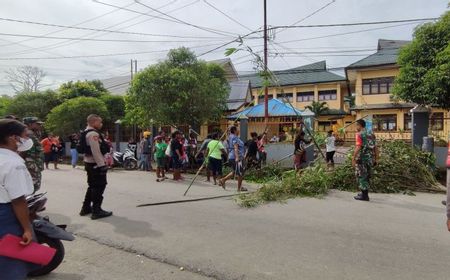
[95,215,162,238]
[29,272,85,280]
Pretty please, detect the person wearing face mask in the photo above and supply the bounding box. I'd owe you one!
[79,114,112,220]
[22,117,45,193]
[0,119,36,279]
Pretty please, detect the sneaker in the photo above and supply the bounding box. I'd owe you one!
[354,192,369,201]
[91,209,113,220]
[79,207,92,216]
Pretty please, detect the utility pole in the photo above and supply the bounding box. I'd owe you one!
[263,0,269,125]
[130,59,134,80]
[134,59,137,75]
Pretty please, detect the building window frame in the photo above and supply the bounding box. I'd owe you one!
[362,77,395,95]
[404,113,412,131]
[279,92,293,103]
[430,112,444,131]
[373,114,397,132]
[318,90,337,101]
[296,91,314,103]
[258,94,273,104]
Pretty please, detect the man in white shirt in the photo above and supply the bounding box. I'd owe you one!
[325,130,336,169]
[0,119,35,279]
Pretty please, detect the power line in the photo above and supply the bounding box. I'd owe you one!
[0,2,137,48]
[0,16,231,39]
[275,0,336,35]
[2,0,191,57]
[0,42,228,60]
[93,0,238,37]
[270,17,438,30]
[276,21,427,45]
[202,0,253,32]
[0,32,228,43]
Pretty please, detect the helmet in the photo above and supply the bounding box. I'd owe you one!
[143,131,151,137]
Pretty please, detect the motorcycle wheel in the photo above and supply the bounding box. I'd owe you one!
[28,235,65,277]
[124,159,138,170]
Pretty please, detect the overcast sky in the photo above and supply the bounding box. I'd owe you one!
[0,0,448,94]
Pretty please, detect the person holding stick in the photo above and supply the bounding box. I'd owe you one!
[206,132,227,186]
[219,126,247,192]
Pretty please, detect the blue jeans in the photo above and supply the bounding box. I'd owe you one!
[0,203,36,279]
[139,154,149,171]
[70,148,78,167]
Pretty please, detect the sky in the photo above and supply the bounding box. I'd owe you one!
[0,0,448,94]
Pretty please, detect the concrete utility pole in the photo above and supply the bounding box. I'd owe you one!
[130,59,134,80]
[263,0,269,125]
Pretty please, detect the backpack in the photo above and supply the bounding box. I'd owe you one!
[77,129,110,155]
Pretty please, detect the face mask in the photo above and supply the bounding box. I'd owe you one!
[17,137,34,152]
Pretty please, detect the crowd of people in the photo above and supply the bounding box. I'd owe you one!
[0,112,407,280]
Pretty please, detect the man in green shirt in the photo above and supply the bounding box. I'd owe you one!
[154,136,168,182]
[206,133,227,186]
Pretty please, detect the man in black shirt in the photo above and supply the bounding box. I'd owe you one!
[170,131,183,181]
[245,132,259,169]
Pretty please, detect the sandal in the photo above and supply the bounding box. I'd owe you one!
[218,179,226,190]
[239,187,248,192]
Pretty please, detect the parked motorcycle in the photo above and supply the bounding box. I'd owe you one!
[26,193,75,277]
[112,148,138,170]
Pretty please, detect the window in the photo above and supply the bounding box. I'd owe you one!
[279,93,293,103]
[362,77,395,95]
[318,90,337,101]
[404,114,412,130]
[430,112,444,131]
[258,94,273,104]
[296,91,314,102]
[373,114,397,131]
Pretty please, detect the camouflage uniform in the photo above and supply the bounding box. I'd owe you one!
[23,131,44,193]
[355,131,376,191]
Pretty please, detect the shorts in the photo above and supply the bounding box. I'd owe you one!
[156,157,166,168]
[326,151,335,163]
[229,159,245,177]
[44,152,55,163]
[171,155,182,169]
[208,157,223,177]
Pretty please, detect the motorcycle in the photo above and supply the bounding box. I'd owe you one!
[26,193,75,277]
[112,148,138,170]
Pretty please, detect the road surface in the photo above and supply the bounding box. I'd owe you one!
[37,165,450,280]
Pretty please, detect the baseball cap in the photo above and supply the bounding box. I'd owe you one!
[23,117,44,125]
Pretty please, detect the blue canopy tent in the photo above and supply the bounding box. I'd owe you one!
[227,99,314,140]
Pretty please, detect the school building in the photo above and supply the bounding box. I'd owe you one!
[345,39,449,142]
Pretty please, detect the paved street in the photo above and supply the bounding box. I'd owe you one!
[38,165,450,280]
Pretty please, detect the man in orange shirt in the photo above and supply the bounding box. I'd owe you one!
[41,134,57,169]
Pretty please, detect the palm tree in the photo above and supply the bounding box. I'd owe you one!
[305,101,328,130]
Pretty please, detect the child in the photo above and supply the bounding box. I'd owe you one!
[325,130,336,169]
[154,136,168,182]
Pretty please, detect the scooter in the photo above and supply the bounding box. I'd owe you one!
[26,193,75,277]
[112,148,138,170]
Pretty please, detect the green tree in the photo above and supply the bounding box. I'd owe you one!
[393,11,450,109]
[6,90,62,120]
[305,101,329,118]
[125,47,229,128]
[59,80,108,100]
[0,95,12,117]
[100,95,125,122]
[45,97,108,136]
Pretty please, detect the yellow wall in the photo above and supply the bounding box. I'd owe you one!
[355,68,399,107]
[252,82,346,111]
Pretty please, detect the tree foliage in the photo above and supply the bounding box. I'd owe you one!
[393,11,450,109]
[100,95,125,122]
[305,101,328,117]
[0,95,12,117]
[45,97,108,136]
[58,80,108,100]
[125,47,229,127]
[5,66,46,93]
[6,90,61,120]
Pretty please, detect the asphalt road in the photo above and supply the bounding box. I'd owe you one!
[38,165,450,280]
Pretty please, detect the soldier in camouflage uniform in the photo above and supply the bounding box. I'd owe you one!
[352,119,378,201]
[22,117,44,193]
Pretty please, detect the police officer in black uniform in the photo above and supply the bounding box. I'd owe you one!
[79,114,112,220]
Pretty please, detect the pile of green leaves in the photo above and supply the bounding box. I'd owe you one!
[244,165,285,184]
[237,164,330,208]
[238,140,443,208]
[331,140,440,193]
